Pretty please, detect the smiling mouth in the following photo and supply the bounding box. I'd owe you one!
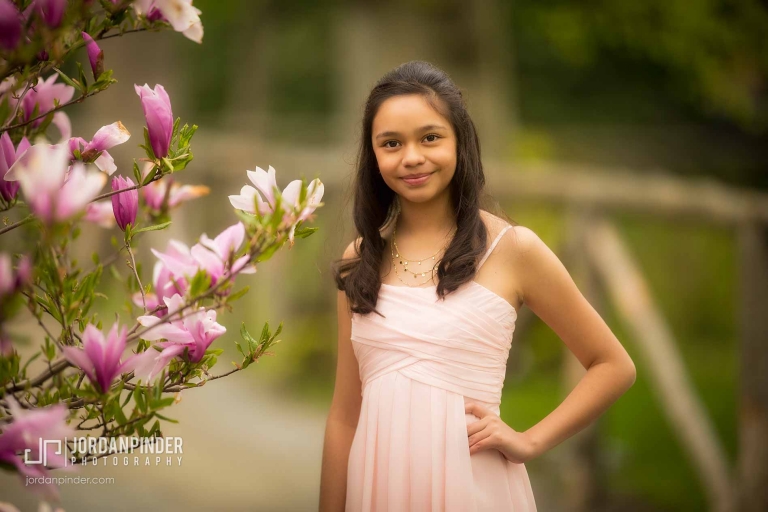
[401,172,434,186]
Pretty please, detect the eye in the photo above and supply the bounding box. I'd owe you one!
[423,134,441,143]
[383,140,400,148]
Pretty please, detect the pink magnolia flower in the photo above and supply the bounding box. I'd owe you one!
[61,323,162,393]
[0,253,31,299]
[142,177,209,212]
[134,84,173,158]
[81,32,103,79]
[4,144,107,224]
[150,222,255,290]
[191,222,255,281]
[68,121,131,175]
[0,132,30,202]
[228,165,278,214]
[0,396,76,499]
[84,200,115,228]
[280,177,324,245]
[15,75,75,127]
[111,175,138,231]
[34,0,67,28]
[0,0,22,51]
[229,166,324,245]
[136,293,225,364]
[132,260,188,315]
[0,331,13,356]
[133,0,203,43]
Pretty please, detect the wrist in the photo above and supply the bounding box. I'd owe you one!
[523,430,543,460]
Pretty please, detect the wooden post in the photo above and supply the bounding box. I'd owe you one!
[736,221,768,512]
[586,217,734,512]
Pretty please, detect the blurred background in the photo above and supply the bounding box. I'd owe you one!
[2,0,768,510]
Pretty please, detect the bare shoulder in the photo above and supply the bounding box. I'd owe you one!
[478,210,511,240]
[502,225,541,258]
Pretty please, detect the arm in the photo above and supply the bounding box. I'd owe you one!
[319,242,363,511]
[466,226,636,462]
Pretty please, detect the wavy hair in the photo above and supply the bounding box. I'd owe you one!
[332,60,502,316]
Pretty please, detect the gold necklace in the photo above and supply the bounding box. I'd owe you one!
[390,221,456,287]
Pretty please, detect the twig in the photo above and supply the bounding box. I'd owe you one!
[3,359,71,393]
[0,214,34,235]
[0,88,103,134]
[1,80,34,130]
[125,242,147,313]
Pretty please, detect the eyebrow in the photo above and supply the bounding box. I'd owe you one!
[374,124,448,140]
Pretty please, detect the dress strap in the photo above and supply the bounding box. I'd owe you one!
[478,225,513,270]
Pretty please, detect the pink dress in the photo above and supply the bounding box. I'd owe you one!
[346,225,537,511]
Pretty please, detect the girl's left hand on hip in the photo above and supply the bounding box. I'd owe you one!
[465,401,537,464]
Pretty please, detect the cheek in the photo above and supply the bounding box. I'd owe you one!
[374,150,398,175]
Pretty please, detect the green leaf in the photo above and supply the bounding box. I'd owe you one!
[148,419,161,436]
[133,385,146,413]
[155,412,179,424]
[150,396,175,410]
[53,67,84,93]
[133,161,142,184]
[188,270,211,298]
[293,226,319,239]
[143,126,156,160]
[132,221,171,235]
[225,286,250,304]
[76,61,88,90]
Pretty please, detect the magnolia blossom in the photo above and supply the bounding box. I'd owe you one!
[133,0,203,43]
[34,0,67,28]
[281,177,324,244]
[0,396,76,499]
[151,222,255,291]
[68,121,130,175]
[134,84,173,158]
[81,32,104,79]
[111,175,138,231]
[229,166,324,244]
[228,165,278,214]
[4,144,106,224]
[137,293,225,365]
[16,74,74,127]
[132,260,188,314]
[61,323,160,393]
[0,331,12,356]
[142,177,209,212]
[0,132,30,202]
[84,200,115,228]
[0,253,31,299]
[0,0,21,51]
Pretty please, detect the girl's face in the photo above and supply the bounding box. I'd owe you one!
[371,94,457,204]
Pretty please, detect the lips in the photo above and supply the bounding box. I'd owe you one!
[401,172,434,186]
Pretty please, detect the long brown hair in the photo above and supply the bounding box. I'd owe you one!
[332,60,505,316]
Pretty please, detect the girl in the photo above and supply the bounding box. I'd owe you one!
[320,61,636,512]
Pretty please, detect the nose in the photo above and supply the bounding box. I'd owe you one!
[402,143,426,167]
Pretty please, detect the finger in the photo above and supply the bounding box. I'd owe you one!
[465,401,490,418]
[466,417,489,437]
[468,428,492,450]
